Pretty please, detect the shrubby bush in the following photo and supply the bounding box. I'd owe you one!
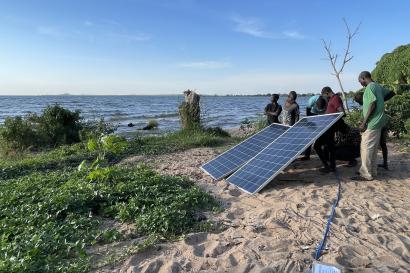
[0,105,84,152]
[0,116,38,151]
[0,105,118,154]
[372,44,410,94]
[29,104,83,146]
[344,108,362,128]
[385,92,410,137]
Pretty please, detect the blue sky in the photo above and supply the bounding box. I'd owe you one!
[0,0,409,95]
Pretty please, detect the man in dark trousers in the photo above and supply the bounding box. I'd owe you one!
[314,86,345,173]
[264,94,282,124]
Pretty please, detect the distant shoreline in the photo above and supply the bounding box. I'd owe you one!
[0,93,319,97]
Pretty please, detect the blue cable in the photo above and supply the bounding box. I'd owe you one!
[308,169,342,273]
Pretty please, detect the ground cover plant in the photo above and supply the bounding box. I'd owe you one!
[0,108,229,272]
[0,165,219,273]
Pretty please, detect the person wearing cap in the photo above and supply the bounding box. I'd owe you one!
[264,94,282,125]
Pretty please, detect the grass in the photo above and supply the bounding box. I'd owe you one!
[0,128,228,272]
[0,128,231,181]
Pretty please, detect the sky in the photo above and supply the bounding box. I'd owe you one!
[0,0,409,95]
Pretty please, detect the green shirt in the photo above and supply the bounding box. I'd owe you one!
[362,82,390,130]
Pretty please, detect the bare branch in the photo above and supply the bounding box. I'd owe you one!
[321,18,361,112]
[339,18,361,74]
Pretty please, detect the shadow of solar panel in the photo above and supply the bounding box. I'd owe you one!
[200,123,289,180]
[226,113,343,194]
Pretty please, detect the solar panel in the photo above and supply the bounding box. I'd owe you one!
[200,123,289,180]
[226,113,343,194]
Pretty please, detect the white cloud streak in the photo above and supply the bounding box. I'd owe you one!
[230,15,305,40]
[231,15,274,38]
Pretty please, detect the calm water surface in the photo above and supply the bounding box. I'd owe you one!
[0,95,357,135]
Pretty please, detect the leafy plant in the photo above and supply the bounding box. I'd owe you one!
[0,104,84,153]
[344,108,362,128]
[385,92,410,137]
[78,134,129,182]
[372,44,410,94]
[0,116,38,152]
[0,166,219,273]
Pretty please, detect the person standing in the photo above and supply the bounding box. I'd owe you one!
[264,94,282,125]
[300,94,327,160]
[280,91,299,126]
[314,87,345,172]
[352,75,395,181]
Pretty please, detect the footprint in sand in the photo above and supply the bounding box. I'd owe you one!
[335,245,373,268]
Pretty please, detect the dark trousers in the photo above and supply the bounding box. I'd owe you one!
[325,145,360,162]
[314,119,347,170]
[314,127,336,169]
[303,112,318,158]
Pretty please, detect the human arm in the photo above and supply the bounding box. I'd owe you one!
[291,105,300,125]
[273,105,282,116]
[384,91,395,102]
[360,101,376,132]
[336,96,346,116]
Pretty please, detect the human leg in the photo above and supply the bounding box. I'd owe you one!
[379,127,388,169]
[314,135,329,169]
[358,129,382,180]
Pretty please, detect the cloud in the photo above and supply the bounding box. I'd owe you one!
[178,61,231,69]
[36,26,65,38]
[230,15,305,40]
[283,30,305,40]
[230,15,274,38]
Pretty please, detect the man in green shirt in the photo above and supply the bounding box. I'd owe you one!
[351,71,395,181]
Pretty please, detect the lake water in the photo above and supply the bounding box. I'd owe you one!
[0,95,357,135]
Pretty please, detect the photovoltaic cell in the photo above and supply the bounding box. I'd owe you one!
[200,123,289,180]
[226,113,343,194]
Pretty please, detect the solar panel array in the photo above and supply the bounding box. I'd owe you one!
[200,123,289,180]
[226,113,343,194]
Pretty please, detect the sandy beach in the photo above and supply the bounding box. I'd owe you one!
[102,133,410,273]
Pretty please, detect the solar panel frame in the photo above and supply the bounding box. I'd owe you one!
[200,123,290,180]
[226,113,344,194]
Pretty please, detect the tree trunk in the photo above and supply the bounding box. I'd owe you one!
[179,90,201,130]
[335,74,350,112]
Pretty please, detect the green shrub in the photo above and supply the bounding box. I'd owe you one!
[405,118,410,132]
[30,104,83,146]
[0,105,84,153]
[385,93,410,137]
[0,116,39,152]
[345,108,362,128]
[372,44,410,92]
[80,118,116,141]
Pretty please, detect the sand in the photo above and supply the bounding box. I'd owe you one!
[102,142,410,273]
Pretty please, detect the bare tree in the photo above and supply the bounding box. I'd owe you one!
[322,18,361,112]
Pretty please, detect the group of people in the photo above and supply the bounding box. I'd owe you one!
[264,71,395,181]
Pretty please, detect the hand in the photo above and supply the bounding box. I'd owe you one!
[359,122,367,132]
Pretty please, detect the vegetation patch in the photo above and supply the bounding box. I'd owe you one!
[0,166,219,273]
